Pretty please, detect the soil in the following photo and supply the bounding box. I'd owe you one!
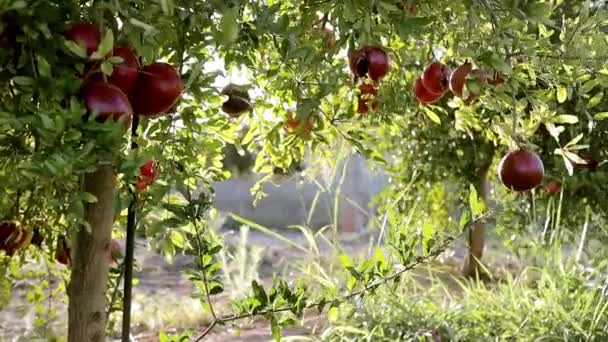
[0,227,515,342]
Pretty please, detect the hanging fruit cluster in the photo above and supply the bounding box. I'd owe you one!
[64,21,184,126]
[413,61,504,105]
[349,45,391,114]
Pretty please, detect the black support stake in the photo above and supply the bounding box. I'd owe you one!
[121,113,139,342]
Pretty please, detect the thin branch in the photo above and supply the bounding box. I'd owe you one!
[191,213,490,341]
[193,220,218,321]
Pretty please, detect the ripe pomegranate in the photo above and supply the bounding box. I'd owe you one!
[498,149,544,191]
[221,84,251,117]
[449,62,473,98]
[357,83,379,113]
[544,180,561,194]
[137,160,158,191]
[421,62,451,95]
[82,81,133,127]
[64,22,101,56]
[0,221,30,256]
[130,62,183,117]
[107,47,140,94]
[349,46,391,82]
[413,76,443,104]
[285,114,314,137]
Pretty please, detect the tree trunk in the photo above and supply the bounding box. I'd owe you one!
[68,163,116,342]
[463,164,491,278]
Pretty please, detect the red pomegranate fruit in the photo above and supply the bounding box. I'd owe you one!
[129,62,183,117]
[136,160,159,191]
[107,47,140,94]
[498,149,544,192]
[357,83,379,113]
[64,22,101,56]
[421,62,451,95]
[82,81,133,127]
[413,76,443,104]
[544,180,561,194]
[349,46,391,82]
[449,62,473,98]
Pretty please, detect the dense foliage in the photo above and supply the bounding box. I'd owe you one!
[1,0,607,340]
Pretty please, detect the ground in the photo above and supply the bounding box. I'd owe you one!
[0,226,515,342]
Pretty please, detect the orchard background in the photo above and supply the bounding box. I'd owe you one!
[1,0,608,341]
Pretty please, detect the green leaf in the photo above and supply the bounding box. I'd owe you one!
[327,306,339,323]
[90,30,114,60]
[422,107,441,124]
[552,114,578,124]
[378,1,400,12]
[169,230,186,249]
[338,253,353,268]
[564,133,584,148]
[468,184,486,219]
[101,61,114,76]
[12,76,35,86]
[107,56,124,64]
[594,112,608,121]
[270,315,281,342]
[129,18,157,32]
[81,192,98,203]
[64,40,88,58]
[587,92,603,109]
[556,85,567,103]
[459,211,471,231]
[36,56,51,77]
[251,280,268,307]
[40,114,54,130]
[219,7,240,44]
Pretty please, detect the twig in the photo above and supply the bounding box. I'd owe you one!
[193,220,218,321]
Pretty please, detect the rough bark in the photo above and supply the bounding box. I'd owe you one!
[463,162,492,278]
[68,163,116,342]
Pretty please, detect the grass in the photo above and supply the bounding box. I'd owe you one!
[320,243,608,341]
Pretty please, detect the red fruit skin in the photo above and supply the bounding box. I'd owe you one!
[140,160,157,179]
[137,160,158,191]
[413,77,443,104]
[498,150,545,192]
[130,62,183,117]
[64,22,101,56]
[136,177,149,192]
[108,47,140,94]
[349,46,391,82]
[544,180,561,194]
[366,47,391,82]
[449,62,473,98]
[82,81,133,127]
[422,62,451,95]
[357,83,379,113]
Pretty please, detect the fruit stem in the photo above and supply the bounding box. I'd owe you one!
[121,113,139,342]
